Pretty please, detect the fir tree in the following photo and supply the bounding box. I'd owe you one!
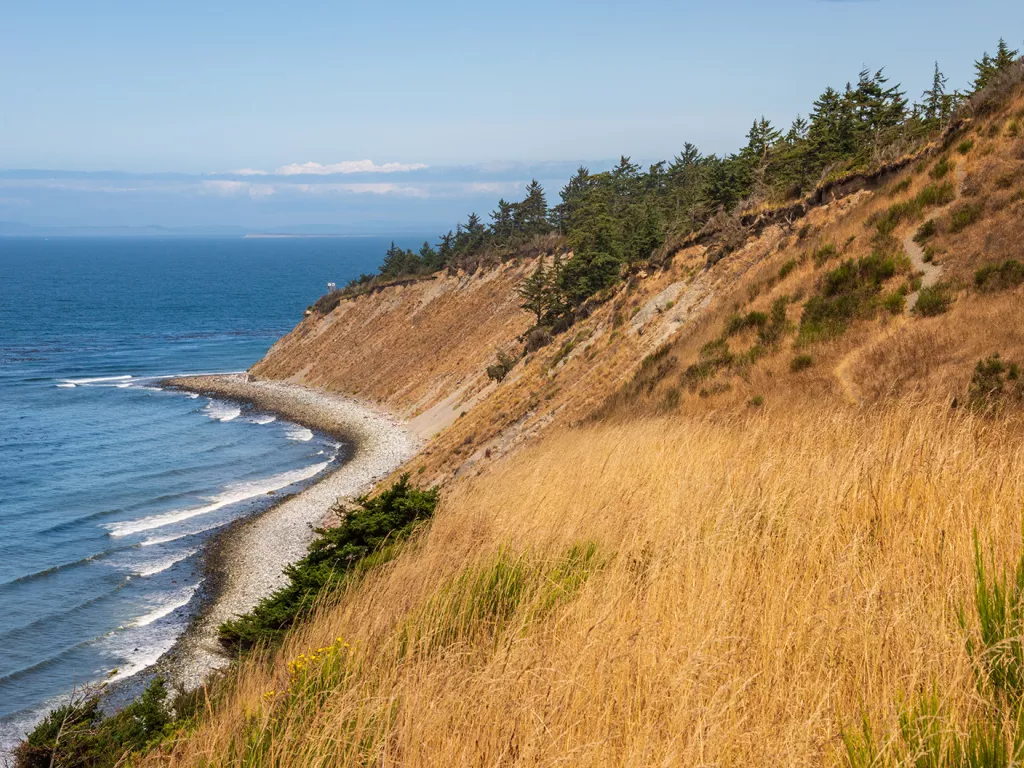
[517,256,549,324]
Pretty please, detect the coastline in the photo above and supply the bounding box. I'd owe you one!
[160,374,419,688]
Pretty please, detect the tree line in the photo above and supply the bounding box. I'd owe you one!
[344,40,1020,313]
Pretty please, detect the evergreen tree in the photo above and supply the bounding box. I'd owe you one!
[517,180,551,238]
[921,62,949,124]
[517,256,549,324]
[490,199,517,245]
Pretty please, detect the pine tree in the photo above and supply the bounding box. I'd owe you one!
[517,256,549,324]
[921,62,948,124]
[995,38,1020,71]
[517,180,551,239]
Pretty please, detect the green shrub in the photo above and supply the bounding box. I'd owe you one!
[757,297,790,346]
[487,349,519,381]
[913,284,952,316]
[1009,120,1020,138]
[812,243,838,266]
[957,138,975,154]
[790,354,814,372]
[778,259,797,279]
[725,310,768,336]
[887,177,912,197]
[800,252,898,340]
[968,353,1023,410]
[220,476,439,650]
[15,677,177,768]
[913,219,937,243]
[929,156,955,180]
[975,260,1024,292]
[922,246,936,264]
[748,395,764,408]
[882,291,906,315]
[873,182,955,237]
[949,201,985,233]
[797,223,811,240]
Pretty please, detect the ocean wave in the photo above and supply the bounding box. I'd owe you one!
[55,382,76,388]
[250,414,277,425]
[202,401,241,422]
[60,375,133,386]
[141,521,230,547]
[134,549,199,577]
[107,460,330,537]
[132,585,198,627]
[285,424,314,442]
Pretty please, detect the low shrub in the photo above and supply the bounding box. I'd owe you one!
[812,243,838,266]
[790,354,814,372]
[886,178,912,197]
[975,259,1024,292]
[778,258,797,279]
[757,297,790,346]
[881,290,906,315]
[929,156,955,180]
[220,476,439,650]
[948,201,984,233]
[487,349,519,381]
[913,284,952,316]
[748,395,765,408]
[524,327,553,353]
[725,310,768,337]
[15,677,181,768]
[913,219,937,243]
[800,251,898,340]
[957,138,975,154]
[968,353,1023,410]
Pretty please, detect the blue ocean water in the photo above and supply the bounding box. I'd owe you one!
[0,236,413,742]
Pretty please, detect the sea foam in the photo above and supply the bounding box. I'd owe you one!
[108,460,331,537]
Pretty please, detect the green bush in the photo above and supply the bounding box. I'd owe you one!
[487,349,518,382]
[15,677,176,768]
[913,219,937,243]
[220,476,439,650]
[881,291,906,315]
[812,243,839,266]
[929,156,955,180]
[949,202,985,233]
[748,395,765,408]
[757,297,790,346]
[913,284,952,316]
[975,260,1024,292]
[873,182,955,237]
[778,258,797,279]
[968,353,1023,410]
[800,252,897,340]
[957,138,975,154]
[725,310,768,336]
[790,354,814,372]
[887,178,912,197]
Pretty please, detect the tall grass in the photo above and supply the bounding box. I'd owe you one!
[144,402,1024,766]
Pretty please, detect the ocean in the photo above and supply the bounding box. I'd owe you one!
[0,236,414,745]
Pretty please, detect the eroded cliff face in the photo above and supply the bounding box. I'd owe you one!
[251,259,538,438]
[247,221,806,482]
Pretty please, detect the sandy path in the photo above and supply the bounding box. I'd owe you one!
[904,161,966,311]
[162,374,419,687]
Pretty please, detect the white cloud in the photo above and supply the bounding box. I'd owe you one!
[200,180,276,199]
[277,160,429,176]
[232,168,268,176]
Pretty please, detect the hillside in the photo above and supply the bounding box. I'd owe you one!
[19,47,1024,768]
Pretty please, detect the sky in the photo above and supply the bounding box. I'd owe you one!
[1,0,1022,233]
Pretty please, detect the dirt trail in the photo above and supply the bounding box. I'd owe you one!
[834,161,967,403]
[904,162,966,311]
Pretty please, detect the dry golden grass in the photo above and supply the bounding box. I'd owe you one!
[150,400,1024,767]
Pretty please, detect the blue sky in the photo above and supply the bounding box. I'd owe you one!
[1,0,1022,232]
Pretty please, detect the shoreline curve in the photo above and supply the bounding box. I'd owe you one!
[160,374,419,688]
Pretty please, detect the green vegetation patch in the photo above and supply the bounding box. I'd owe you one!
[949,201,985,233]
[220,476,439,651]
[799,250,899,341]
[968,353,1023,411]
[975,259,1024,292]
[913,283,953,316]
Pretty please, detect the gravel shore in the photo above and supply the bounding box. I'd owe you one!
[161,374,419,688]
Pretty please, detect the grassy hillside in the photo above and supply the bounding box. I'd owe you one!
[146,402,1024,765]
